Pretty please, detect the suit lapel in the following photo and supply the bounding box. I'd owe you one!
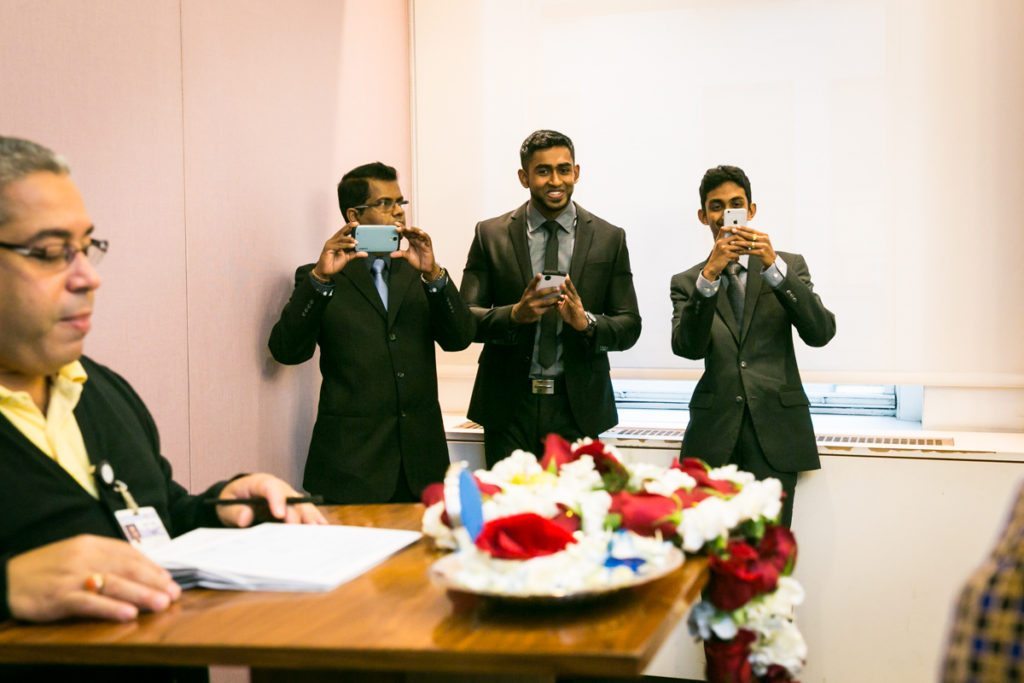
[569,204,594,284]
[716,286,741,343]
[508,203,534,287]
[386,259,418,328]
[341,259,387,319]
[739,255,764,342]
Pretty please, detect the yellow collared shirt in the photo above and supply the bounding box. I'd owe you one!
[0,361,98,498]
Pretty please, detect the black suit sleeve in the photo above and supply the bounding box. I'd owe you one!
[267,265,332,365]
[460,223,521,346]
[588,228,641,354]
[773,254,836,348]
[426,276,476,351]
[670,267,717,360]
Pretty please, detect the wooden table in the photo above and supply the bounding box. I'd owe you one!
[0,505,707,681]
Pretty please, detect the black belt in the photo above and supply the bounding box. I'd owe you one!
[529,376,566,395]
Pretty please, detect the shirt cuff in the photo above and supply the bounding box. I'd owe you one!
[308,272,335,297]
[423,268,449,293]
[696,271,721,298]
[761,255,787,289]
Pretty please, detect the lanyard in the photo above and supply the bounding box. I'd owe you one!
[91,459,140,513]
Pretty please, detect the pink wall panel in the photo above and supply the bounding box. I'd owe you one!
[2,0,412,495]
[180,0,412,490]
[0,0,192,481]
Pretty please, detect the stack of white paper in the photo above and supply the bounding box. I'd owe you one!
[146,524,421,592]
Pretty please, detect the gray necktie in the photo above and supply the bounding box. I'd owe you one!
[537,220,561,368]
[371,257,388,310]
[724,262,745,325]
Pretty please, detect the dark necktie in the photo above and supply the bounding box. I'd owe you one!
[371,257,388,310]
[724,261,745,326]
[537,220,561,368]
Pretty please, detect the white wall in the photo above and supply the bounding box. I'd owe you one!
[411,0,1024,392]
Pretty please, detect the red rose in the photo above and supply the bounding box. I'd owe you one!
[704,629,756,683]
[421,482,444,508]
[761,664,797,682]
[539,433,576,471]
[672,458,739,494]
[475,513,576,559]
[474,475,502,497]
[707,540,780,611]
[551,503,582,535]
[759,525,798,576]
[610,491,680,537]
[675,487,713,509]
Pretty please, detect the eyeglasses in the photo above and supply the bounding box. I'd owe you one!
[352,197,409,213]
[0,238,109,269]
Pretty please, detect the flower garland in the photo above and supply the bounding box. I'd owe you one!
[421,434,807,682]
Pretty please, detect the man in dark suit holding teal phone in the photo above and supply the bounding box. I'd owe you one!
[461,131,642,465]
[671,165,836,527]
[269,162,475,504]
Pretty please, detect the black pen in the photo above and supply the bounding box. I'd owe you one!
[204,495,324,506]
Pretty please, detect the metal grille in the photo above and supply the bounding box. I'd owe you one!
[817,434,954,447]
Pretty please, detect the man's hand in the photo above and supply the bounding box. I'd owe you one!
[393,225,441,279]
[731,226,777,267]
[217,474,328,527]
[6,535,181,623]
[557,276,589,331]
[311,221,367,281]
[702,227,747,281]
[510,273,561,324]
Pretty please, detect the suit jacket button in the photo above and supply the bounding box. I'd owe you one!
[397,371,405,378]
[735,396,744,403]
[740,361,748,368]
[388,333,397,342]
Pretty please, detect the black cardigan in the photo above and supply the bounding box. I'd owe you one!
[0,356,228,621]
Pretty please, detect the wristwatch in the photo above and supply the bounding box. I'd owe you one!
[583,311,597,336]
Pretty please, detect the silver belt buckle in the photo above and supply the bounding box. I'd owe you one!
[531,379,555,395]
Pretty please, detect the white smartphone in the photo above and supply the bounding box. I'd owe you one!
[722,208,748,235]
[539,270,567,295]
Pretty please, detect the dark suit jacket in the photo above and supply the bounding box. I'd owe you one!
[268,259,475,503]
[671,252,835,472]
[461,202,641,436]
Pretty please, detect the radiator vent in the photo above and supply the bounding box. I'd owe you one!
[606,427,686,439]
[455,421,685,440]
[817,434,954,447]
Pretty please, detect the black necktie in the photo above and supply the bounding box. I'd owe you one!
[724,262,745,326]
[538,221,561,368]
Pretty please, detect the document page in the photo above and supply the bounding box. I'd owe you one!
[148,524,421,592]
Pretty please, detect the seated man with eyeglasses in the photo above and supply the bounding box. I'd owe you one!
[0,136,325,640]
[269,162,475,504]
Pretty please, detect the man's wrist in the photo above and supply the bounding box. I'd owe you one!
[421,264,444,284]
[310,268,331,284]
[582,311,597,336]
[702,265,721,281]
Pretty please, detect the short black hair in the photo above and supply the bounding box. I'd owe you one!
[699,165,752,210]
[519,130,575,170]
[336,162,398,217]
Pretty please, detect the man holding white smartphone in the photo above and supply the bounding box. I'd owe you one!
[461,130,642,465]
[269,162,475,504]
[670,165,835,527]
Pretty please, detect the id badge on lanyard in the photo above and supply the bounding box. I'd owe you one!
[92,459,172,550]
